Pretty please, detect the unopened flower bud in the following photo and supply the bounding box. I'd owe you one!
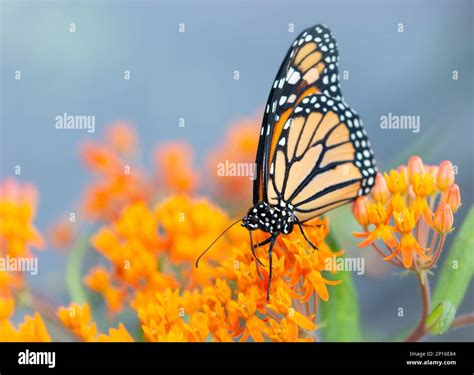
[352,196,371,226]
[444,184,461,213]
[437,160,455,191]
[434,202,454,235]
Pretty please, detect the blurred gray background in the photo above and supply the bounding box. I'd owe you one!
[1,0,472,341]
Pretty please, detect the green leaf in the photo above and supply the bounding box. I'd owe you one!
[430,206,474,330]
[426,301,456,335]
[66,236,90,304]
[326,205,360,252]
[319,233,362,342]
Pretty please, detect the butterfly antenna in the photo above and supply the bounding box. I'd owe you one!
[195,218,242,268]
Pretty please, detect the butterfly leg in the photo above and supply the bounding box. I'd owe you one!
[253,236,273,249]
[266,236,277,301]
[249,233,263,280]
[296,220,318,250]
[249,233,270,268]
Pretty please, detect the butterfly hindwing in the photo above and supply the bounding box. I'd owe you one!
[267,93,377,222]
[254,24,341,204]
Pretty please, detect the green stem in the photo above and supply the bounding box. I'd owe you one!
[450,312,474,330]
[405,271,431,342]
[66,237,90,303]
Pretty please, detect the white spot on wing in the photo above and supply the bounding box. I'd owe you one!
[288,71,301,85]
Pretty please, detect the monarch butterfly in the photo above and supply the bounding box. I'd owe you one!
[196,24,377,300]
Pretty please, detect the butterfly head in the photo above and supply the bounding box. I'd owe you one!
[242,201,295,235]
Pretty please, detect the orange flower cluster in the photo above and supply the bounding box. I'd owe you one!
[57,303,134,342]
[132,197,341,341]
[86,202,176,313]
[85,191,342,341]
[353,156,461,270]
[1,115,469,344]
[0,180,51,342]
[0,179,43,259]
[0,296,51,342]
[206,113,261,209]
[80,123,151,221]
[154,143,199,194]
[0,179,43,296]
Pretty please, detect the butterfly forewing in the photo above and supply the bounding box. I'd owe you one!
[254,24,341,204]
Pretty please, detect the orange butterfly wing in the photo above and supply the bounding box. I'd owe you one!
[254,24,341,204]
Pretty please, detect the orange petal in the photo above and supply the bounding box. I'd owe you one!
[353,231,370,238]
[401,245,414,268]
[314,280,330,301]
[356,231,378,248]
[289,311,317,331]
[380,227,398,248]
[383,247,401,261]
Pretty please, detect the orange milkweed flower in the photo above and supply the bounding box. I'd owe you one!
[352,196,371,226]
[80,142,121,175]
[105,122,137,156]
[0,270,23,298]
[433,202,454,235]
[353,156,461,271]
[385,208,430,268]
[57,303,98,342]
[143,321,188,342]
[16,313,52,342]
[407,156,425,184]
[0,296,15,321]
[265,317,313,342]
[80,125,151,222]
[370,173,391,204]
[206,113,261,208]
[58,303,134,342]
[0,299,51,342]
[436,160,455,191]
[0,178,44,258]
[184,312,210,342]
[84,267,125,313]
[82,171,151,222]
[228,292,267,342]
[47,218,75,250]
[443,183,461,213]
[0,320,18,341]
[384,169,408,195]
[96,323,135,342]
[92,203,162,286]
[266,288,317,331]
[410,173,435,225]
[153,142,199,195]
[353,202,398,249]
[287,241,341,302]
[154,195,230,265]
